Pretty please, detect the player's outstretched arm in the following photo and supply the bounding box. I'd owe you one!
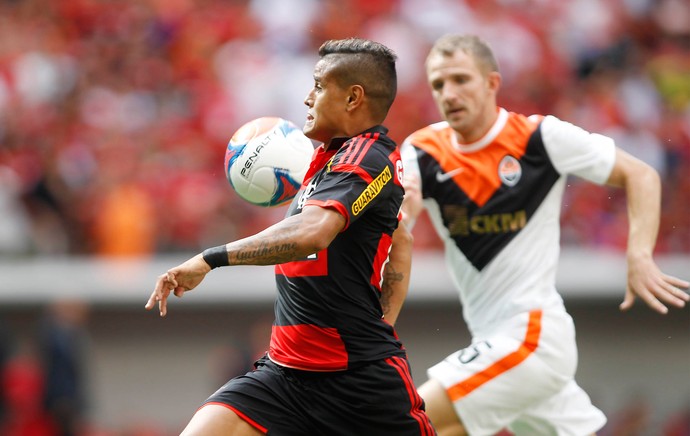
[224,205,345,266]
[145,205,346,317]
[381,223,414,325]
[606,148,690,314]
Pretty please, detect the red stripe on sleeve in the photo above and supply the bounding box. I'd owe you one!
[370,233,393,290]
[340,136,364,165]
[330,163,373,183]
[304,199,350,229]
[339,135,376,166]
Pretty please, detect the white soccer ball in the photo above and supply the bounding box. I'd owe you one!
[224,117,314,207]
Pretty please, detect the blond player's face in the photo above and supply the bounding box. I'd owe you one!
[426,50,498,142]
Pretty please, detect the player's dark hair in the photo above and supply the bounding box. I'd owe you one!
[427,34,499,75]
[318,38,397,120]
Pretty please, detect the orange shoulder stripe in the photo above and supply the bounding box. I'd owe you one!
[410,113,540,207]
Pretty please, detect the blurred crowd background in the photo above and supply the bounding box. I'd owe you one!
[0,0,688,435]
[0,0,688,258]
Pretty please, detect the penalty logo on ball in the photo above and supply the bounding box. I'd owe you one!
[225,117,314,207]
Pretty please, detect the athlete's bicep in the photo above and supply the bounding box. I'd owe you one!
[605,147,655,188]
[299,204,346,249]
[400,141,424,227]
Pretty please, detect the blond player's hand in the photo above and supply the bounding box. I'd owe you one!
[145,254,211,317]
[621,254,690,314]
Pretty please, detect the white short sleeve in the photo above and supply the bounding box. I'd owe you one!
[400,138,421,180]
[540,115,616,185]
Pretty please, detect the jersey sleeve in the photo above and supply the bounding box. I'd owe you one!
[540,115,616,184]
[400,138,422,180]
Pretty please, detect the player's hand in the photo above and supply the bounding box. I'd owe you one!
[145,254,212,317]
[620,254,690,314]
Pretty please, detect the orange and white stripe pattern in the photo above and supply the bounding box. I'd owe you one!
[446,310,542,401]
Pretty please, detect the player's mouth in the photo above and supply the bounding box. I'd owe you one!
[445,107,466,119]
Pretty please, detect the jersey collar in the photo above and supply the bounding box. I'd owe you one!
[452,108,508,153]
[326,125,389,150]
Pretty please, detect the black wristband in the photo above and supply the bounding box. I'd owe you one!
[202,245,229,269]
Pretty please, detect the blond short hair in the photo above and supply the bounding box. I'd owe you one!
[427,34,499,75]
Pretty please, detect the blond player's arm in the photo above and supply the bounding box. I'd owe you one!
[380,223,414,325]
[605,148,689,314]
[401,169,424,230]
[400,140,424,230]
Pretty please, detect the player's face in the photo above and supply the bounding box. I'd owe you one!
[303,58,349,144]
[426,50,499,143]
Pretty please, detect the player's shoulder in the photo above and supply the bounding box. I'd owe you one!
[534,113,591,138]
[346,126,396,150]
[402,121,453,150]
[505,111,546,129]
[332,129,397,171]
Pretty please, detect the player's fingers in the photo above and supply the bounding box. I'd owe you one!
[664,274,690,295]
[619,288,636,312]
[654,280,688,308]
[155,273,175,316]
[165,281,178,313]
[166,271,178,289]
[158,296,167,317]
[173,287,186,298]
[158,286,173,317]
[145,274,168,310]
[663,274,690,296]
[144,290,158,310]
[636,285,669,315]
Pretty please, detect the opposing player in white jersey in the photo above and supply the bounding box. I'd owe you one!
[400,34,689,436]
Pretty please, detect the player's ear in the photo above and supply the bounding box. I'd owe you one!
[487,71,501,93]
[346,85,364,111]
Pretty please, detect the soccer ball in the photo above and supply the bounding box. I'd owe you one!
[224,117,314,207]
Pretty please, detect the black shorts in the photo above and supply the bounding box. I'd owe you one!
[203,354,436,436]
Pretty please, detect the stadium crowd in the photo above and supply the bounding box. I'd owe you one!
[0,0,688,258]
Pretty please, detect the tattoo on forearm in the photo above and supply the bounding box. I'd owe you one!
[234,241,298,264]
[230,218,303,265]
[381,264,404,314]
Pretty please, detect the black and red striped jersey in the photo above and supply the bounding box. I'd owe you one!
[269,125,407,371]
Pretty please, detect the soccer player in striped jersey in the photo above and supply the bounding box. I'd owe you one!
[146,38,435,436]
[400,34,689,436]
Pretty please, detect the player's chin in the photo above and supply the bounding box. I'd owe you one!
[303,125,323,142]
[446,114,468,131]
[302,120,313,134]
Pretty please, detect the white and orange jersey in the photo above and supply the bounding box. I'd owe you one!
[401,108,616,337]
